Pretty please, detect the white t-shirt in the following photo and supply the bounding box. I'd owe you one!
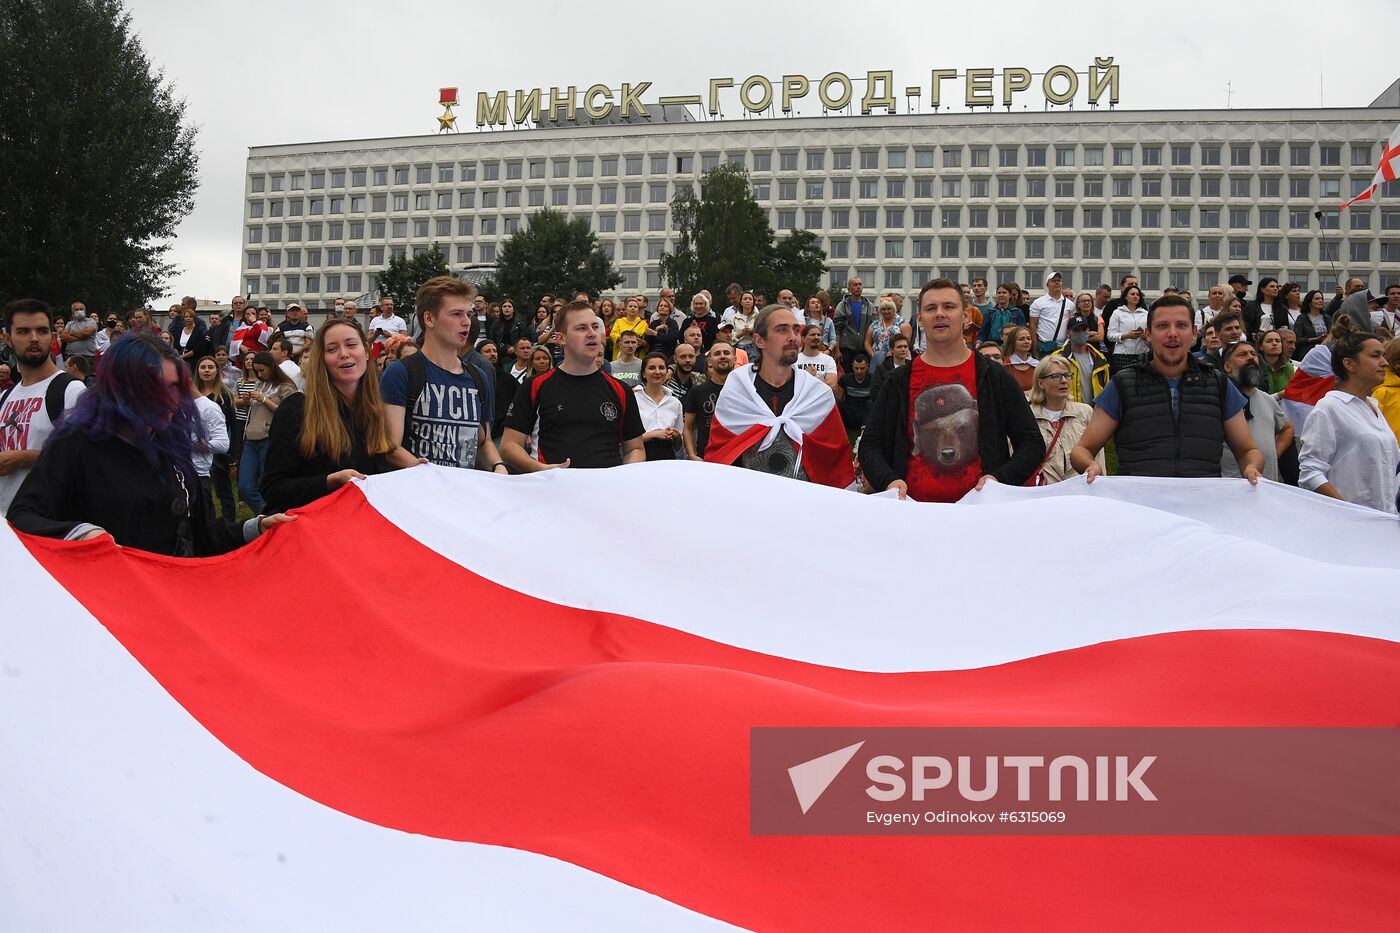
[793,352,837,381]
[1372,308,1399,331]
[0,372,86,513]
[1257,303,1275,332]
[1029,293,1073,344]
[368,314,407,345]
[192,395,230,478]
[278,359,305,391]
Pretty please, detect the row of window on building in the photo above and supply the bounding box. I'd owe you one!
[248,139,1381,194]
[245,170,1390,223]
[243,232,1395,277]
[242,264,1353,304]
[244,203,1400,250]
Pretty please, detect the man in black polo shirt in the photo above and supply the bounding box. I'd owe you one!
[1071,295,1263,482]
[501,299,644,470]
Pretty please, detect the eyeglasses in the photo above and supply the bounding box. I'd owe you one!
[1040,372,1073,381]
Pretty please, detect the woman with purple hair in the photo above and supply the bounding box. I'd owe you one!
[7,333,292,555]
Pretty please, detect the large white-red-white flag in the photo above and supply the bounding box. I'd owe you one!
[3,465,1399,931]
[1340,122,1400,209]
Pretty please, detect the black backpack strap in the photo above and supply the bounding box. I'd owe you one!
[45,372,77,424]
[462,357,494,418]
[400,351,428,447]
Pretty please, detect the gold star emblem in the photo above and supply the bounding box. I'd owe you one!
[437,108,457,131]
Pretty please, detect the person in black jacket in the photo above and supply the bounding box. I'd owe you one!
[859,279,1044,501]
[261,319,416,513]
[8,333,292,555]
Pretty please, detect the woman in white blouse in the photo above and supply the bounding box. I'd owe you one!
[1106,284,1148,375]
[634,352,685,461]
[1299,333,1400,514]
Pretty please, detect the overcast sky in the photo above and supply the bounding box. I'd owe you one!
[125,0,1400,305]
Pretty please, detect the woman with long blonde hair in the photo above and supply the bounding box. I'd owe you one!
[261,320,416,513]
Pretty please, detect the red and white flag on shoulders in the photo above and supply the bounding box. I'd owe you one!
[1340,122,1400,209]
[704,366,854,487]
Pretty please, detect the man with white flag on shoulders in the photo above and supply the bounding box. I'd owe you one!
[703,304,854,487]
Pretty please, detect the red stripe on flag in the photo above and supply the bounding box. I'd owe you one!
[1282,368,1335,407]
[20,488,1400,931]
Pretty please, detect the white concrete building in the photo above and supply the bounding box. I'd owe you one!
[242,91,1400,308]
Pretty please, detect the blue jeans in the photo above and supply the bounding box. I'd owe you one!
[238,437,269,513]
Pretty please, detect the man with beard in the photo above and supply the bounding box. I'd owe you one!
[684,342,733,461]
[703,305,852,486]
[1072,296,1263,481]
[0,300,86,513]
[666,342,703,401]
[1219,340,1292,482]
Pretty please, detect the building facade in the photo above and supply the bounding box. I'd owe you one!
[242,101,1400,308]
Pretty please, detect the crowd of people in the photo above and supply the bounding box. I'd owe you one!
[1,266,1398,558]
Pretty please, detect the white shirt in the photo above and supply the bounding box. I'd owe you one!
[1257,303,1275,332]
[1029,293,1073,344]
[1107,307,1149,357]
[1193,306,1221,333]
[1372,307,1400,331]
[368,313,407,345]
[1298,391,1400,514]
[278,359,305,391]
[192,395,230,478]
[633,385,684,435]
[0,372,86,513]
[793,351,837,381]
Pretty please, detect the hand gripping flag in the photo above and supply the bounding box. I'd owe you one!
[1340,121,1400,209]
[4,464,1399,931]
[704,366,854,487]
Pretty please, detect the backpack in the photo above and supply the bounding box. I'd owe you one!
[398,351,495,448]
[0,372,78,426]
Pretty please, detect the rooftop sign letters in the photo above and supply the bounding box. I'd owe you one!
[468,61,1121,128]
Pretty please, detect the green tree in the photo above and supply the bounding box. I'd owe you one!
[0,0,198,311]
[661,164,827,305]
[694,164,775,299]
[771,230,828,303]
[486,207,621,311]
[658,184,700,301]
[374,243,452,318]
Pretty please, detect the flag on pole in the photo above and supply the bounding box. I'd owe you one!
[1339,122,1400,209]
[4,465,1399,931]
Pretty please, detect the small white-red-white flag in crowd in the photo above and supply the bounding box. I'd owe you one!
[1340,122,1400,209]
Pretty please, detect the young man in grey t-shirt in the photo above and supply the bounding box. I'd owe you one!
[610,331,644,387]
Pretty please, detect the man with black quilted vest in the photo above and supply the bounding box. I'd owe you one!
[1071,295,1263,483]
